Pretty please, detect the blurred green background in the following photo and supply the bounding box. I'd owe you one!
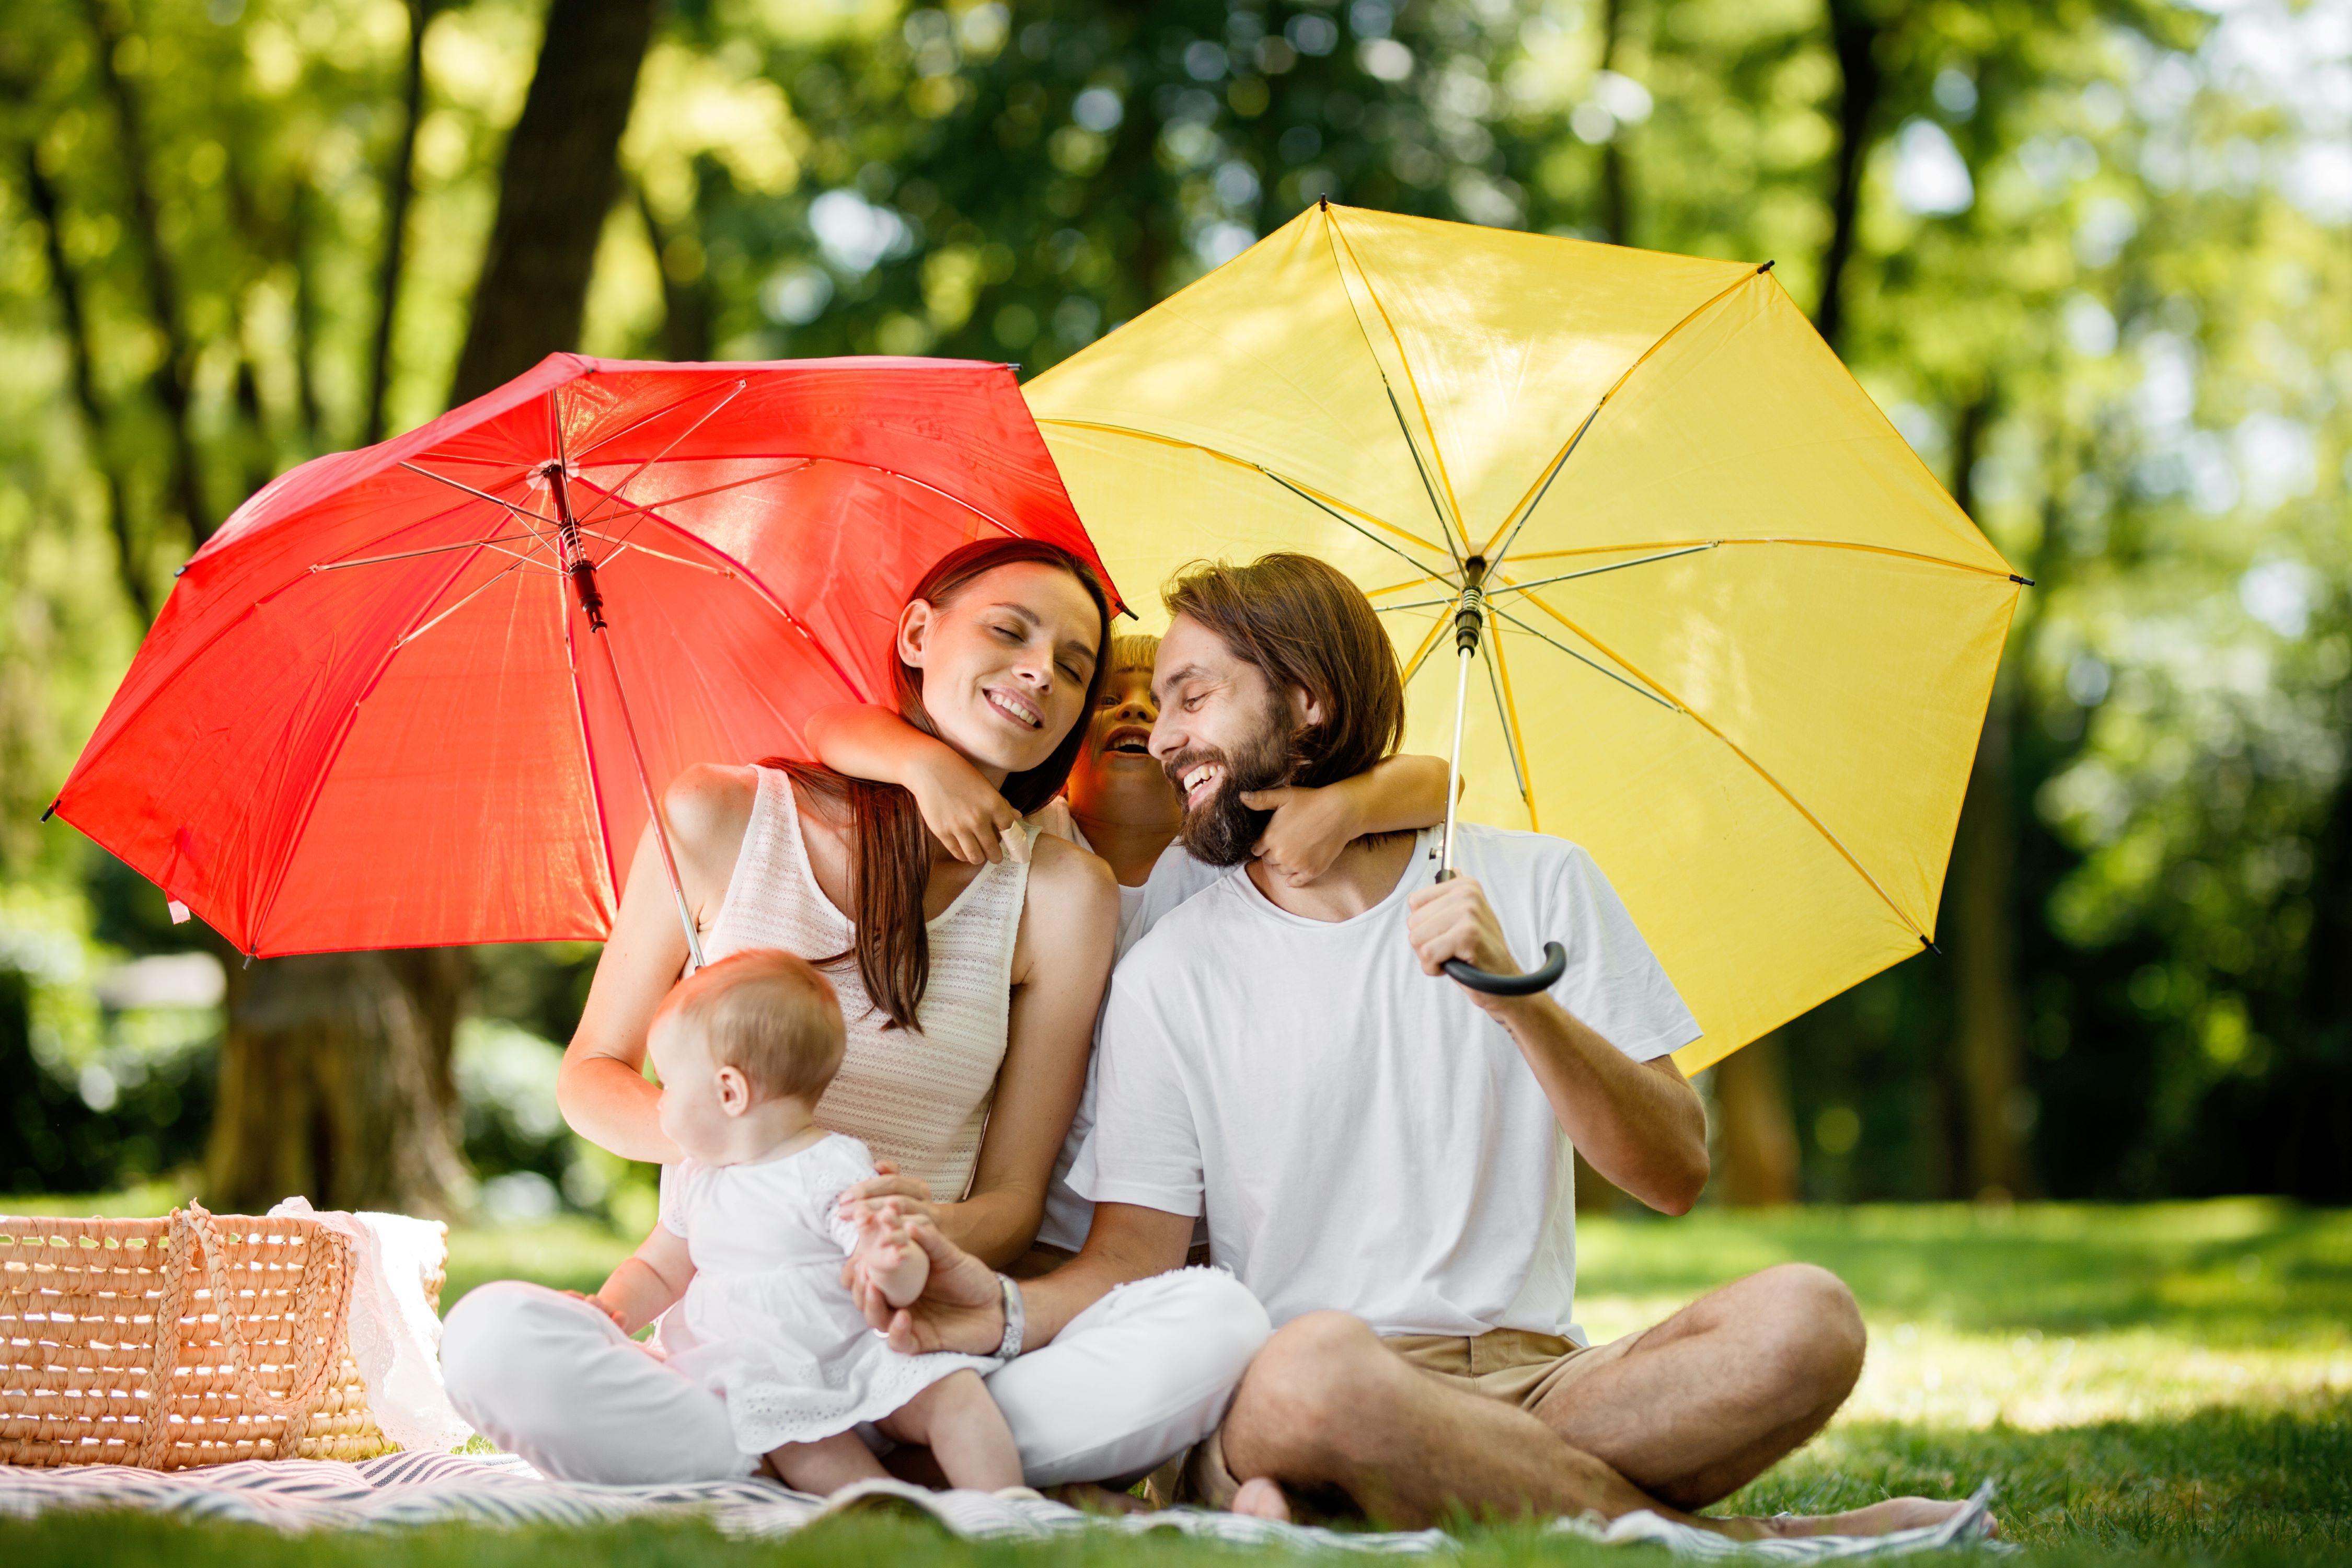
[0,0,2346,1224]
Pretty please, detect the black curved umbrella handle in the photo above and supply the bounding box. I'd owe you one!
[1443,941,1568,997]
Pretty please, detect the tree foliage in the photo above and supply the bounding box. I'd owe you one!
[0,0,2344,1202]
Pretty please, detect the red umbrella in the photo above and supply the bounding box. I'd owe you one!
[50,353,1119,962]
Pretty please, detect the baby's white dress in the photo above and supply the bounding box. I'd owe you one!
[654,1133,998,1454]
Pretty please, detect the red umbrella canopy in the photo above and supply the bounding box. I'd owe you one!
[53,353,1119,958]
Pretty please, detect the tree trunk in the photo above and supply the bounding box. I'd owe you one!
[21,145,150,622]
[206,949,470,1216]
[448,0,659,405]
[366,0,434,445]
[636,181,713,363]
[1714,1033,1802,1205]
[1814,0,1885,352]
[1597,0,1631,246]
[82,0,214,544]
[1941,391,2034,1199]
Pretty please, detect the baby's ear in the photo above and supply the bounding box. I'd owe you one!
[714,1064,754,1116]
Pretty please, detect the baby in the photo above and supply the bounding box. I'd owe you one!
[581,948,1018,1494]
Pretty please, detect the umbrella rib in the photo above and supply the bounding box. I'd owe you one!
[573,378,748,529]
[1265,472,1459,589]
[1398,609,1452,688]
[1489,603,1677,711]
[563,474,872,704]
[1508,535,2023,582]
[1510,586,1928,939]
[394,557,533,648]
[397,461,563,529]
[568,377,745,464]
[308,532,546,572]
[1490,544,1718,597]
[1485,621,1535,826]
[586,535,733,578]
[1323,206,1469,563]
[566,462,820,550]
[1031,417,1452,562]
[245,538,501,952]
[1480,261,1775,568]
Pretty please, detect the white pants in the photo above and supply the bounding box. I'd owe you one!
[440,1269,1270,1488]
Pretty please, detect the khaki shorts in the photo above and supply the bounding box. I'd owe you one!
[1175,1326,1600,1509]
[1383,1325,1600,1410]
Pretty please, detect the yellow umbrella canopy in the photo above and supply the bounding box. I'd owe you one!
[1024,201,2024,1071]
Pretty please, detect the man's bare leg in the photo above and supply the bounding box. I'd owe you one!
[1217,1311,1747,1533]
[1220,1275,1976,1536]
[1528,1263,1974,1534]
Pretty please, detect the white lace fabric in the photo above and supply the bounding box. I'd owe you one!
[653,1135,998,1454]
[268,1196,474,1454]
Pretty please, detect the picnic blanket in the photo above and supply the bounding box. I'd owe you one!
[0,1451,2006,1557]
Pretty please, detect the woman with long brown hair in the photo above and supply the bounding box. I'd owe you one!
[442,538,1270,1490]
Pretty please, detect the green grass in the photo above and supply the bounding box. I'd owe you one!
[5,1199,2348,1564]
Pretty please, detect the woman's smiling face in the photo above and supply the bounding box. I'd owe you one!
[897,560,1102,782]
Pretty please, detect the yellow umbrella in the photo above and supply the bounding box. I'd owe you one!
[1023,201,2024,1070]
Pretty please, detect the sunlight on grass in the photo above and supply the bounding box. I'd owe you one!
[6,1196,2348,1560]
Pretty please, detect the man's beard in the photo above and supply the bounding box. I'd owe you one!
[1169,695,1295,867]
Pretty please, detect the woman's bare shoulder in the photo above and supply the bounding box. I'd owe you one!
[663,763,760,851]
[1024,833,1120,924]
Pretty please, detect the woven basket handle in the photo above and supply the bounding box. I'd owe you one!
[178,1202,358,1424]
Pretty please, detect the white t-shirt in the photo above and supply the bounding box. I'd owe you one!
[1070,824,1701,1342]
[1034,839,1232,1252]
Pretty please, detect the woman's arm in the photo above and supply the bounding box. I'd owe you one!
[805,702,1020,866]
[1242,752,1454,886]
[931,836,1117,1266]
[557,765,753,1164]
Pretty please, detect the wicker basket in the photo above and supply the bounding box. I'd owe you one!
[0,1203,447,1469]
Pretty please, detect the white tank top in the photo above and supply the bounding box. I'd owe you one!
[704,766,1034,1200]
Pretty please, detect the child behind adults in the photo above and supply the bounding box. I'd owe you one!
[811,632,1454,1265]
[485,949,1021,1493]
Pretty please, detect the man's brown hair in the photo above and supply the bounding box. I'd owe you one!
[1162,553,1404,788]
[655,949,846,1103]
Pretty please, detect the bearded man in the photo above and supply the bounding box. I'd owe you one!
[867,554,1979,1538]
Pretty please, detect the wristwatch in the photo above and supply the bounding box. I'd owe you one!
[993,1272,1025,1360]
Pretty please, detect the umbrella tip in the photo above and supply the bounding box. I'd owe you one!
[1758,259,1776,274]
[1920,934,1942,956]
[41,799,57,822]
[2010,573,2035,586]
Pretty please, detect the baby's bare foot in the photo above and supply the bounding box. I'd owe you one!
[1230,1477,1293,1522]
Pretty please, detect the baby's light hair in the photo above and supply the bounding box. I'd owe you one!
[654,949,846,1103]
[1109,631,1160,677]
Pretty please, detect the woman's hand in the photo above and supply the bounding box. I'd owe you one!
[859,1215,1011,1357]
[1243,782,1365,886]
[908,750,1021,866]
[836,1159,938,1229]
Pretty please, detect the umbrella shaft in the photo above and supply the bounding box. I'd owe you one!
[1439,567,1489,881]
[595,629,708,971]
[1441,642,1472,880]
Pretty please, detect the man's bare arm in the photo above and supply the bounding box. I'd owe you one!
[1405,875,1708,1214]
[867,1202,1195,1355]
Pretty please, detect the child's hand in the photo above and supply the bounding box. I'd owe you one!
[852,1206,931,1309]
[1243,783,1363,886]
[908,749,1021,866]
[565,1288,629,1331]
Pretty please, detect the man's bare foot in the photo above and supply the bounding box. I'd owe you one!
[1231,1477,1293,1522]
[1754,1496,1986,1538]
